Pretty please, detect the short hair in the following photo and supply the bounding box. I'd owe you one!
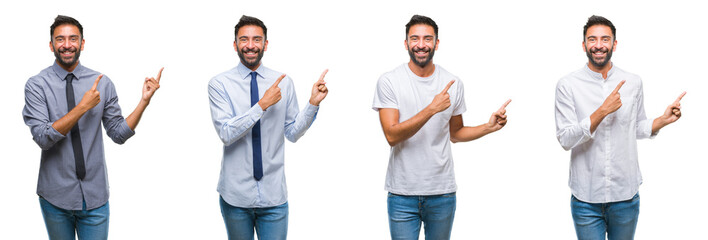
[405,15,438,39]
[583,15,616,40]
[234,15,267,41]
[50,15,83,39]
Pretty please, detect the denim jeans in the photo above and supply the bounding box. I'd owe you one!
[220,196,288,240]
[39,197,109,240]
[571,193,640,240]
[387,192,456,240]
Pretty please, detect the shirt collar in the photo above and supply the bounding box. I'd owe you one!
[52,61,85,81]
[583,62,616,81]
[236,62,265,80]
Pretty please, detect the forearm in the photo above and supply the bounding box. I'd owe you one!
[450,124,494,143]
[52,105,89,135]
[126,99,150,131]
[589,107,608,134]
[284,103,318,142]
[651,117,668,135]
[381,107,435,146]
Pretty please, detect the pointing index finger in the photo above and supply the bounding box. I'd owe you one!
[441,80,455,93]
[318,69,329,82]
[675,91,686,103]
[499,99,512,111]
[156,67,164,83]
[273,74,286,88]
[92,74,103,90]
[611,80,626,94]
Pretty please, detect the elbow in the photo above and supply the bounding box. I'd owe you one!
[37,141,54,151]
[450,137,460,144]
[384,134,400,147]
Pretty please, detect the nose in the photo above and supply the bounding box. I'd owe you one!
[416,40,425,49]
[246,39,256,49]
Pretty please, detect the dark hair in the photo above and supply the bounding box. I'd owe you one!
[405,15,438,39]
[583,15,616,40]
[234,15,267,41]
[50,15,83,39]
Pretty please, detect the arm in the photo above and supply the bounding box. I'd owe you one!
[555,81,592,151]
[379,80,455,146]
[53,74,104,135]
[284,70,328,142]
[449,99,510,143]
[126,68,162,130]
[589,80,625,133]
[209,78,264,146]
[651,91,685,134]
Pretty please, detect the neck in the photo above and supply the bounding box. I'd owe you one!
[57,60,79,72]
[408,61,435,77]
[587,61,612,79]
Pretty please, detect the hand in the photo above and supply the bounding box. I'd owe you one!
[600,80,625,116]
[258,74,284,110]
[661,91,686,124]
[309,69,329,106]
[78,74,103,111]
[142,67,163,102]
[487,99,511,131]
[427,80,455,114]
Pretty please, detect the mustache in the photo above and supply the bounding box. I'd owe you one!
[241,47,260,54]
[411,46,430,53]
[590,47,608,54]
[58,47,77,53]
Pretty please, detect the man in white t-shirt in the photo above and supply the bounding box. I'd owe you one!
[372,15,511,240]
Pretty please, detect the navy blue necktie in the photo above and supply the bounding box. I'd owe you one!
[250,72,263,181]
[65,73,86,180]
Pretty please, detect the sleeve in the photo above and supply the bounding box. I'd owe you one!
[555,79,594,151]
[283,77,318,143]
[22,78,66,150]
[102,77,135,144]
[372,75,397,111]
[452,79,466,116]
[634,79,655,139]
[209,78,264,146]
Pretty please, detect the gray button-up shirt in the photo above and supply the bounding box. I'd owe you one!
[23,62,135,210]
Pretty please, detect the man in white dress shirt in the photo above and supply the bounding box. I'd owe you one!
[555,15,685,240]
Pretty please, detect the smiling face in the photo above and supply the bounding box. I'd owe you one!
[50,24,84,71]
[234,25,268,71]
[583,24,616,69]
[405,24,439,68]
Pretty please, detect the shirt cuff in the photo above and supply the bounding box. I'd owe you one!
[302,102,319,119]
[47,123,67,141]
[580,116,595,139]
[249,104,265,120]
[647,118,658,139]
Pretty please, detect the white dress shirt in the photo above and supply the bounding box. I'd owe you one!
[555,64,656,203]
[209,63,318,208]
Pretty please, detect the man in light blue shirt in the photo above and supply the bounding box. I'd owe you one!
[23,15,162,240]
[208,15,329,240]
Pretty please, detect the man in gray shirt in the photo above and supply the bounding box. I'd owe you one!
[23,15,163,240]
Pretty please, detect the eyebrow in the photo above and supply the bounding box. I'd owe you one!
[409,35,435,38]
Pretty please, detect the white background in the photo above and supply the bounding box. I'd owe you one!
[1,0,706,239]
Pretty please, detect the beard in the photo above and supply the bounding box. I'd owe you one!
[585,45,613,68]
[237,46,264,69]
[408,44,435,68]
[53,44,81,69]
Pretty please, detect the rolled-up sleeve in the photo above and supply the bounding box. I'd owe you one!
[555,80,594,151]
[102,79,135,144]
[23,79,66,150]
[209,78,264,146]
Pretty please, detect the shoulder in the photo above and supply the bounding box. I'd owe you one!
[209,67,238,86]
[378,64,408,84]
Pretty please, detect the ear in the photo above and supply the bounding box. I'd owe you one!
[581,41,587,53]
[233,41,238,52]
[80,38,85,51]
[612,40,618,52]
[263,39,268,52]
[403,39,408,50]
[434,38,440,51]
[49,41,54,52]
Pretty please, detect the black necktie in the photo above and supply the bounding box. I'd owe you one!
[65,73,86,180]
[250,72,263,181]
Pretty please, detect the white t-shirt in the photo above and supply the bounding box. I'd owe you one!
[372,63,466,195]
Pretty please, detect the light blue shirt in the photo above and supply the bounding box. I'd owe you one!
[23,62,135,210]
[208,63,319,208]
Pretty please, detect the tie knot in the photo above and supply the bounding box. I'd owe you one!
[65,73,75,83]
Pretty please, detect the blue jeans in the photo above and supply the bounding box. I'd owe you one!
[39,197,109,240]
[219,196,288,240]
[571,193,640,240]
[387,192,456,240]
